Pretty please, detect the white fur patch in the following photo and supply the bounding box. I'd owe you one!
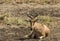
[39,36,44,39]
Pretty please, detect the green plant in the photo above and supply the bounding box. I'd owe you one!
[37,15,54,25]
[4,17,17,24]
[17,18,27,25]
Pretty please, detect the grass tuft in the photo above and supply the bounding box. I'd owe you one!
[37,15,54,25]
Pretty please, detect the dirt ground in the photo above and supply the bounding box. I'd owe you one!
[0,3,60,41]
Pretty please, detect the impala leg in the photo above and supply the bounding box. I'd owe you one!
[39,33,46,39]
[24,30,34,38]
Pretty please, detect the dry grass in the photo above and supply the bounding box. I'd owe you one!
[0,2,60,41]
[0,0,60,4]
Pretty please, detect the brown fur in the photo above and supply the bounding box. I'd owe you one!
[25,19,50,39]
[33,22,50,38]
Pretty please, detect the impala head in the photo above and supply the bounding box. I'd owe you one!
[27,12,38,27]
[29,18,38,27]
